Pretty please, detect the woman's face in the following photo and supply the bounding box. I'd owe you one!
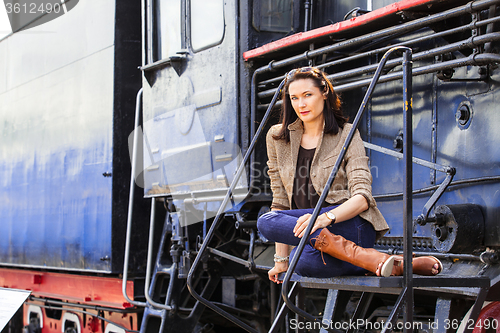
[288,78,326,126]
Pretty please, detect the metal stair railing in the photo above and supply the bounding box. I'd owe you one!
[122,89,188,321]
[274,46,490,333]
[143,199,176,310]
[278,46,415,329]
[184,46,417,333]
[185,78,287,333]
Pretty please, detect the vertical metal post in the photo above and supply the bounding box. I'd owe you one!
[140,0,146,67]
[430,61,438,185]
[402,49,414,331]
[304,1,311,31]
[146,0,153,64]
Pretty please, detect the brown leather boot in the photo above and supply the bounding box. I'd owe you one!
[312,228,397,277]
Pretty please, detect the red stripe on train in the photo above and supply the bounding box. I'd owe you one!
[0,268,134,309]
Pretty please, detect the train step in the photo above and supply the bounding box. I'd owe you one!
[288,274,490,297]
[271,274,490,333]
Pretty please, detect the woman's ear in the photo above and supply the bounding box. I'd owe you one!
[323,84,329,99]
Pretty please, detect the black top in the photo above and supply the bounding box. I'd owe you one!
[292,146,323,209]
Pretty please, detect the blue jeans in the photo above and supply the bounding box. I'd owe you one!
[257,207,376,278]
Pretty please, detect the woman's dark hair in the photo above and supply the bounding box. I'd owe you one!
[273,67,347,142]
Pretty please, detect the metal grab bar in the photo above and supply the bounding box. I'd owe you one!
[122,90,178,312]
[279,46,414,325]
[122,88,147,308]
[363,142,452,173]
[186,78,287,333]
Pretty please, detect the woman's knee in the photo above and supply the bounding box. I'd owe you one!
[356,220,376,248]
[257,211,280,238]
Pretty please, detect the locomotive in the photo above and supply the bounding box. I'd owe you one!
[1,0,500,332]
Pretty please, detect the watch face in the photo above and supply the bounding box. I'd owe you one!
[327,212,335,220]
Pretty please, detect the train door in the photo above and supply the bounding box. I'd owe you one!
[140,0,245,213]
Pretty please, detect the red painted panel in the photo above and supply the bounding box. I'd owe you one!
[243,0,444,60]
[0,268,134,309]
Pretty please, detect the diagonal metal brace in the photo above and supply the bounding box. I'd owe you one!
[381,287,408,333]
[415,169,456,226]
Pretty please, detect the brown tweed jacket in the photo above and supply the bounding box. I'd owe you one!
[266,119,389,239]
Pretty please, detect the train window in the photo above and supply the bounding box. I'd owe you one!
[253,0,293,33]
[156,0,182,59]
[190,0,225,52]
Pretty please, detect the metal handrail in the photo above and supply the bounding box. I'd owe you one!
[279,46,414,325]
[186,78,287,333]
[122,90,178,312]
[122,88,147,308]
[363,142,452,173]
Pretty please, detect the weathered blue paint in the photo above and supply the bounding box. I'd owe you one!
[0,148,113,270]
[0,0,145,273]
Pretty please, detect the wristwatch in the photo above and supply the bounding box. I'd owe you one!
[325,211,336,223]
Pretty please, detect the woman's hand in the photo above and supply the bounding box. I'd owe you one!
[293,195,369,238]
[293,213,331,238]
[268,262,288,284]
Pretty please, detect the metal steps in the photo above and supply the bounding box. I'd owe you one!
[269,274,490,333]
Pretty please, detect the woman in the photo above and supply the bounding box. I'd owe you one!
[257,67,442,282]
